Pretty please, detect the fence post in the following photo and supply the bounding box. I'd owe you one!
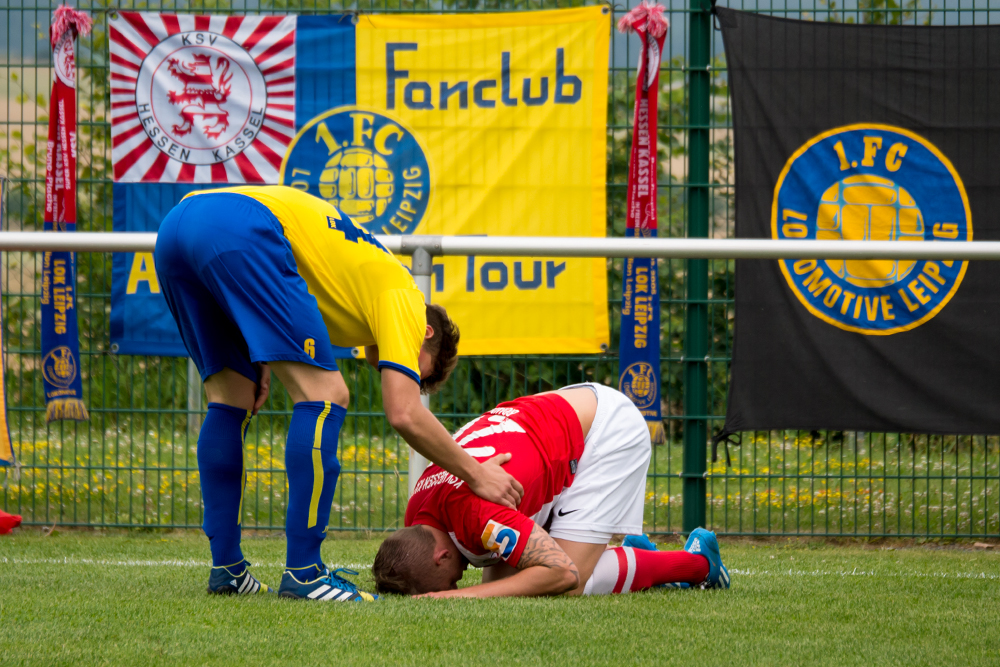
[682,0,712,534]
[408,246,433,494]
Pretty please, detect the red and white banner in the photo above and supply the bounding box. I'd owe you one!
[109,12,296,183]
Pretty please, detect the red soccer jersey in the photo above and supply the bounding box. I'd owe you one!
[405,393,585,568]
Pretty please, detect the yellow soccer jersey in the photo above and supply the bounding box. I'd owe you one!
[185,186,426,383]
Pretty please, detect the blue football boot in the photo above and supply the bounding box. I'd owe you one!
[623,534,691,589]
[684,528,730,589]
[622,534,660,551]
[207,560,274,595]
[661,581,692,589]
[278,567,378,602]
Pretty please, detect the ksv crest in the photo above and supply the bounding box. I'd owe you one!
[281,107,431,234]
[773,124,972,335]
[53,30,77,88]
[110,13,296,182]
[137,32,268,165]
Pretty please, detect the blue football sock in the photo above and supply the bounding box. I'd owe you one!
[198,402,253,572]
[284,401,345,576]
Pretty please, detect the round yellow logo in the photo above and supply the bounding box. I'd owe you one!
[280,106,431,235]
[43,346,78,389]
[619,362,657,410]
[773,124,972,335]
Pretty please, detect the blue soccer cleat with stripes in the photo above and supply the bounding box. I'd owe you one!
[661,581,692,589]
[207,560,274,595]
[278,567,378,602]
[684,528,730,589]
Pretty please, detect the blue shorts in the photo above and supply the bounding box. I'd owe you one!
[154,193,338,383]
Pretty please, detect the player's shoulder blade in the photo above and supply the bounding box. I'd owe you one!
[264,185,393,256]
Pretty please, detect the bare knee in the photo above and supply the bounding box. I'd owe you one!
[269,361,350,407]
[553,539,608,596]
[329,379,349,408]
[203,368,255,411]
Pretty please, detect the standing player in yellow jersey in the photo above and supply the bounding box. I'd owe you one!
[154,185,523,602]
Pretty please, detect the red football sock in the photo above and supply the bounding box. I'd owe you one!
[583,547,709,595]
[0,509,22,535]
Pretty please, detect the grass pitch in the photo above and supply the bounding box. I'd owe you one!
[1,532,998,666]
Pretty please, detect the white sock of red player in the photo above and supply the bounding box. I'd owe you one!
[582,546,709,595]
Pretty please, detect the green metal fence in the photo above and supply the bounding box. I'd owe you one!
[2,0,998,539]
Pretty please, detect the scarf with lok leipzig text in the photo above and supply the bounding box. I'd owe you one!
[617,3,667,444]
[41,6,91,422]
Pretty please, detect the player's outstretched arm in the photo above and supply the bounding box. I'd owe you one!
[381,368,524,509]
[417,524,579,599]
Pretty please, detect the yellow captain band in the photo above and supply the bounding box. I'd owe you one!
[307,402,332,529]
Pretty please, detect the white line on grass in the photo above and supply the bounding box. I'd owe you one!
[0,557,371,569]
[729,567,1000,580]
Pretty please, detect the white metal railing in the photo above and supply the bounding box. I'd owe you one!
[3,232,1000,259]
[11,231,997,490]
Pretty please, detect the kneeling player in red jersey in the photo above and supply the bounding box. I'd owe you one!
[372,384,730,598]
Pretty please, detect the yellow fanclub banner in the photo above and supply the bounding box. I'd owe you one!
[354,8,610,354]
[0,179,13,467]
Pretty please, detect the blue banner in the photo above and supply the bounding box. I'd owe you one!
[111,184,206,356]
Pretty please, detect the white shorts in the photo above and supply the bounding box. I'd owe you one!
[531,383,652,545]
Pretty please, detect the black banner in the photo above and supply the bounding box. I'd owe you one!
[720,8,1000,434]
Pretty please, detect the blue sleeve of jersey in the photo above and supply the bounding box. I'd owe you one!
[378,360,420,384]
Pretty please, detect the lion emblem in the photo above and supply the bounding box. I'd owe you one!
[130,28,272,169]
[166,53,233,140]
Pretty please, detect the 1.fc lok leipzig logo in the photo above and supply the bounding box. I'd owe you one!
[773,124,972,335]
[280,107,431,234]
[109,13,296,183]
[620,362,657,410]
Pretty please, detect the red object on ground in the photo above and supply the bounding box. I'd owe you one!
[0,509,22,534]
